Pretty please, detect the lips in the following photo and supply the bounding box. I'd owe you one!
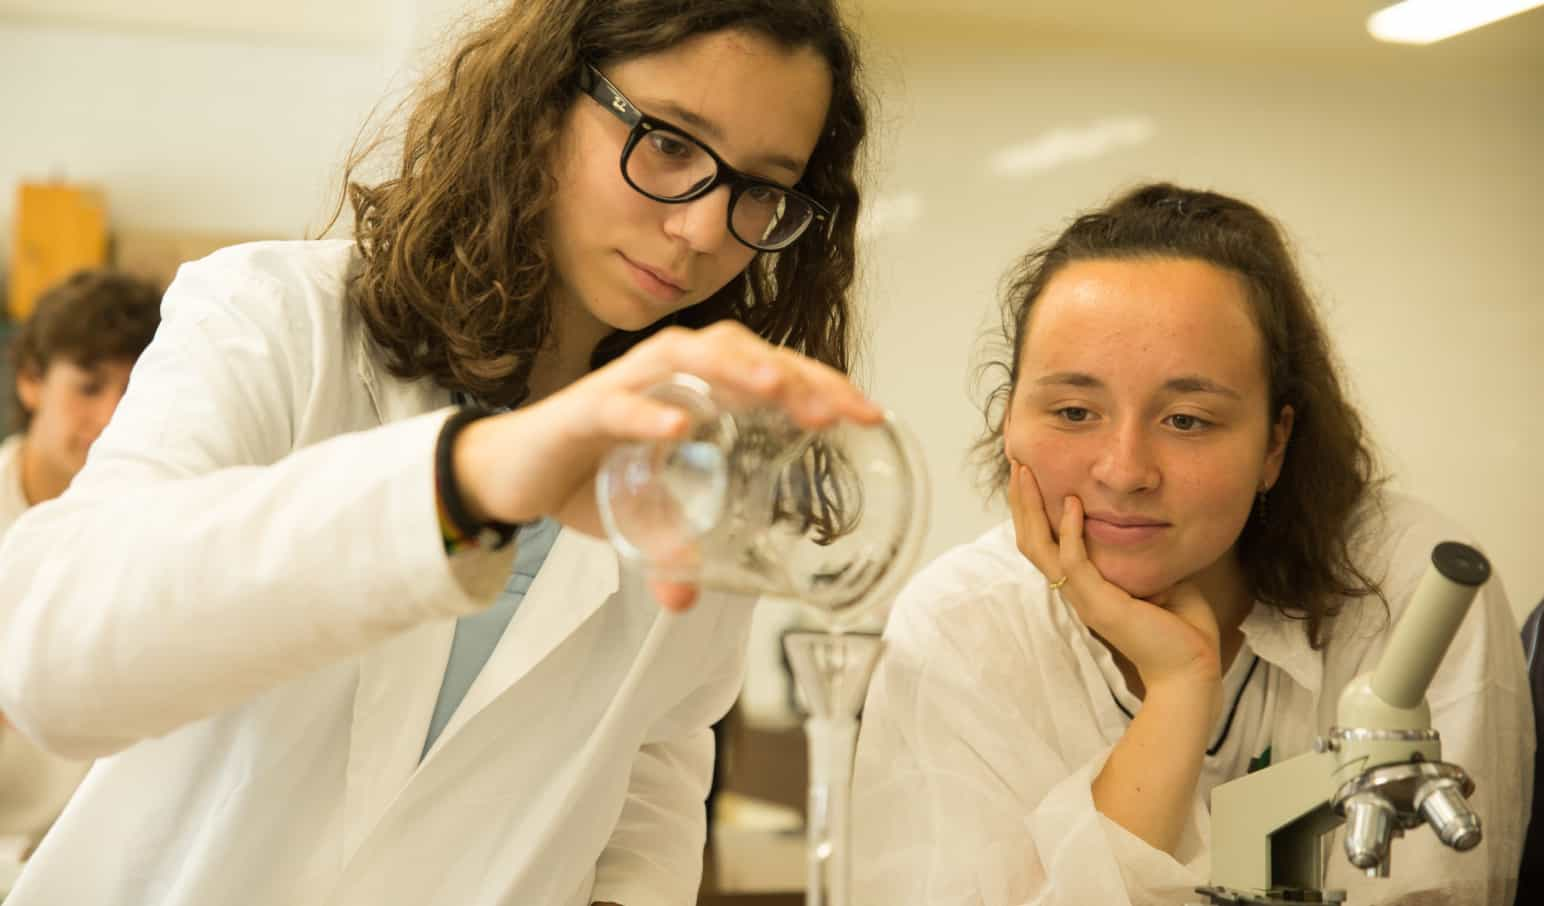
[1082,511,1169,546]
[1085,511,1167,528]
[621,253,688,295]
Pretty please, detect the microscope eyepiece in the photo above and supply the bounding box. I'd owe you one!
[1431,542,1490,588]
[1370,541,1491,711]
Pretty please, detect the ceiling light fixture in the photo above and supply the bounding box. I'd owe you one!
[1367,0,1544,45]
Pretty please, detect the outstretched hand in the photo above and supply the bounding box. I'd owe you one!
[1006,459,1221,695]
[454,322,883,611]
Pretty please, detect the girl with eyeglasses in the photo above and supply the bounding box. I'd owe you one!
[852,183,1530,906]
[0,2,876,904]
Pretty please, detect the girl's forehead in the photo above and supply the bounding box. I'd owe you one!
[608,31,831,175]
[1020,258,1268,386]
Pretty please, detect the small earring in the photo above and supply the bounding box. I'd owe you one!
[1255,489,1269,525]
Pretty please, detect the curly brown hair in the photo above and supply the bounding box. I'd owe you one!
[334,0,867,410]
[974,183,1385,647]
[10,269,163,433]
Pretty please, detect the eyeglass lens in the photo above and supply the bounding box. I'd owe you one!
[625,127,812,250]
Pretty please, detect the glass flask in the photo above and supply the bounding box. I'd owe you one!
[596,372,929,631]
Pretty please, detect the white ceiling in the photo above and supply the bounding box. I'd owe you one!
[0,0,1539,67]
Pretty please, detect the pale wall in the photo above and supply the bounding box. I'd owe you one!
[0,22,394,260]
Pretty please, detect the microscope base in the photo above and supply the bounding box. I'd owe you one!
[1196,885,1346,905]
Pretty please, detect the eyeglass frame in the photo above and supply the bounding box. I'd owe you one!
[577,62,831,252]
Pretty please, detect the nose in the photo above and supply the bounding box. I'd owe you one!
[661,184,736,255]
[1090,420,1161,494]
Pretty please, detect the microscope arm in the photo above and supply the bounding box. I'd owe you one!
[1210,748,1339,891]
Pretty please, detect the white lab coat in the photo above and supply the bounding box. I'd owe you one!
[853,493,1532,906]
[0,240,753,906]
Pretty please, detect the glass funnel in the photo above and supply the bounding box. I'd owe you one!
[783,629,886,906]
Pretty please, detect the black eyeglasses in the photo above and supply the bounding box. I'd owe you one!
[578,63,830,252]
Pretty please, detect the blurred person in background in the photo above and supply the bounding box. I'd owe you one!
[853,183,1531,905]
[0,268,161,890]
[0,1,876,904]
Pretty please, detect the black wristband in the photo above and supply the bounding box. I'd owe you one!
[435,406,522,551]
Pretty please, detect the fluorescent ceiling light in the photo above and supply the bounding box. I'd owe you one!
[1367,0,1544,45]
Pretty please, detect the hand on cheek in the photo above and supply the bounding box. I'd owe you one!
[1009,457,1220,691]
[1006,456,1065,578]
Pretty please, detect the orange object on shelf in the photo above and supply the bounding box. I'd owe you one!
[8,182,109,321]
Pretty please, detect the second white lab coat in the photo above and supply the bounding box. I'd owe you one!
[0,435,91,892]
[854,495,1532,906]
[0,240,752,906]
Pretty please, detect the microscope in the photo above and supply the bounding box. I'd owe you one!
[1198,541,1491,905]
